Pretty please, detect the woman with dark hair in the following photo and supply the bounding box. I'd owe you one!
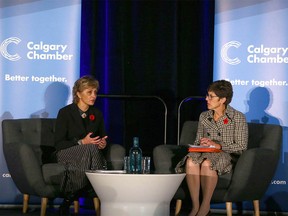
[176,80,248,216]
[54,75,108,215]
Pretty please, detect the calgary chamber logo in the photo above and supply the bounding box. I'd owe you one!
[1,36,73,61]
[221,40,288,65]
[221,41,241,65]
[0,37,21,61]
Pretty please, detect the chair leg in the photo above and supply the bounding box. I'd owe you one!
[226,202,233,216]
[175,199,182,216]
[41,197,48,216]
[74,200,79,214]
[253,200,260,216]
[93,197,100,216]
[23,194,29,213]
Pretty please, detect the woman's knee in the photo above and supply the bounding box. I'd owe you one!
[185,160,200,175]
[201,159,211,167]
[201,160,217,176]
[186,157,199,170]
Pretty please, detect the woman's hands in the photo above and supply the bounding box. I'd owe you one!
[81,133,108,149]
[200,138,221,150]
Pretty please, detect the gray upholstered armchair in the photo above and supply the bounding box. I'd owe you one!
[153,121,282,216]
[2,118,125,216]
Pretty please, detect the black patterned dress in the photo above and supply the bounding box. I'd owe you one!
[176,105,248,175]
[54,103,107,195]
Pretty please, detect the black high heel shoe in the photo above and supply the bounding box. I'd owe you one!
[58,198,72,216]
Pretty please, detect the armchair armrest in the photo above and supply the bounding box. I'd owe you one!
[4,142,50,196]
[226,148,278,201]
[153,144,187,174]
[105,143,126,170]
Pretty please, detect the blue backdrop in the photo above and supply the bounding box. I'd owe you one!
[0,0,81,204]
[214,0,288,212]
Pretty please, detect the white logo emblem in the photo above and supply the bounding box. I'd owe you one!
[221,41,241,65]
[0,37,21,61]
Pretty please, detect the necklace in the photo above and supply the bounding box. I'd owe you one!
[78,108,87,119]
[81,112,87,118]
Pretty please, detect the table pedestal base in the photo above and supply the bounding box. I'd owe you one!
[101,202,170,216]
[86,172,186,216]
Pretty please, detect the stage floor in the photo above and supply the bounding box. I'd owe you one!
[0,207,257,216]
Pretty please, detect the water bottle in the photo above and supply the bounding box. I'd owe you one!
[129,137,142,174]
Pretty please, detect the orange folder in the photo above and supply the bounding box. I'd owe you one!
[187,145,222,153]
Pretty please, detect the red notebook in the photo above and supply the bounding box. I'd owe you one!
[187,145,222,153]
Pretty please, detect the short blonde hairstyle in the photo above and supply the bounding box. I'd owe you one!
[72,75,100,104]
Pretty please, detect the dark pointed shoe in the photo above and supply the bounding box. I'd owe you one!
[58,199,71,216]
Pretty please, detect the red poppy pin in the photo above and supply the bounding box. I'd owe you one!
[89,114,95,121]
[223,118,229,124]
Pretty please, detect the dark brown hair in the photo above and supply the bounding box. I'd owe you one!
[208,80,233,106]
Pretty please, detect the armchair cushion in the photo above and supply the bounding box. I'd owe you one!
[42,163,65,185]
[217,172,233,189]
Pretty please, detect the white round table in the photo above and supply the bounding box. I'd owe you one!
[86,170,185,216]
